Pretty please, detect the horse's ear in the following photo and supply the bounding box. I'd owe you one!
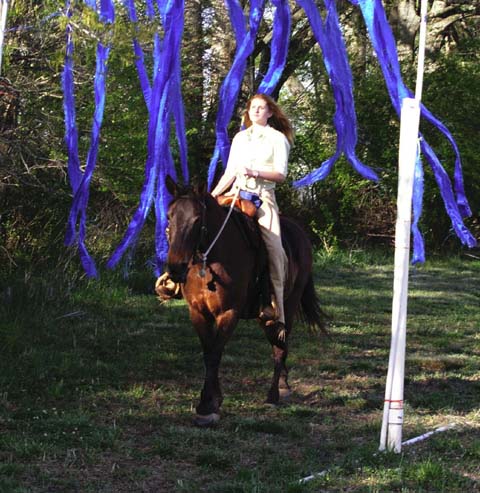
[165,175,178,196]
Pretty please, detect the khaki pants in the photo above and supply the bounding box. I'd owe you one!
[256,189,287,324]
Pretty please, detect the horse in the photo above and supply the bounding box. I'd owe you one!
[163,175,327,426]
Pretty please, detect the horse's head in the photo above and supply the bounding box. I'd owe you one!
[165,175,208,283]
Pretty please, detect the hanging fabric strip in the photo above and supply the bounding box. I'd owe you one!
[99,0,115,24]
[124,0,188,184]
[257,0,291,95]
[226,0,246,43]
[411,154,425,264]
[421,140,476,247]
[107,26,169,269]
[207,0,267,190]
[323,0,378,181]
[65,42,111,278]
[146,0,155,20]
[107,0,186,271]
[83,0,115,23]
[419,106,471,217]
[155,0,186,272]
[123,0,137,22]
[351,0,475,250]
[62,4,82,194]
[293,0,378,188]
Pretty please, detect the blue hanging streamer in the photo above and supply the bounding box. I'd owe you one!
[64,42,111,278]
[257,0,291,95]
[124,2,188,184]
[116,0,188,274]
[146,0,155,20]
[123,0,137,23]
[207,0,267,190]
[83,0,115,24]
[411,153,425,264]
[62,7,82,195]
[107,0,186,272]
[293,0,378,188]
[99,0,115,24]
[351,0,476,251]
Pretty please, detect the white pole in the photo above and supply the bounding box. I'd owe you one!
[380,0,428,453]
[0,0,8,76]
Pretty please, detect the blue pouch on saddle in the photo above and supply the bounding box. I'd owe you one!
[239,190,262,209]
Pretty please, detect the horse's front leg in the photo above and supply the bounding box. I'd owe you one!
[191,308,238,426]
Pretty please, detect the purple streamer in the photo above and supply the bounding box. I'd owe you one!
[146,0,155,19]
[225,0,247,43]
[257,0,291,95]
[123,0,138,23]
[411,154,425,264]
[207,0,267,189]
[421,140,476,247]
[351,0,475,250]
[107,0,186,272]
[99,0,115,24]
[65,43,111,278]
[293,0,378,188]
[62,18,82,194]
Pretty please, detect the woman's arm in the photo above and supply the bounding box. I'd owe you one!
[243,168,286,183]
[211,134,242,197]
[211,172,236,197]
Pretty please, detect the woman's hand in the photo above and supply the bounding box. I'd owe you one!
[243,167,259,178]
[242,167,286,183]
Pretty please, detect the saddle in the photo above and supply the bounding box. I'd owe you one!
[215,193,257,218]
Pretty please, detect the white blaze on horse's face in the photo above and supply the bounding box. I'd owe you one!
[248,98,272,126]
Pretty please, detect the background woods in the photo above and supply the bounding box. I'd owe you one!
[0,0,479,276]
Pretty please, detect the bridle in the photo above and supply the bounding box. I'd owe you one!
[168,186,240,279]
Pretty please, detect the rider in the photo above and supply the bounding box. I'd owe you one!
[211,93,293,331]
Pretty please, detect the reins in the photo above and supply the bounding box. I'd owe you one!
[198,186,240,278]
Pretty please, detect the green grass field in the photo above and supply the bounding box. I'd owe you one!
[1,252,479,492]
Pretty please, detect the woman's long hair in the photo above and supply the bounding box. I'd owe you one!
[242,93,294,145]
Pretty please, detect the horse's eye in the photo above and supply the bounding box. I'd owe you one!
[165,226,170,242]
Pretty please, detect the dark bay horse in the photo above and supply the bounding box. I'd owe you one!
[164,176,327,426]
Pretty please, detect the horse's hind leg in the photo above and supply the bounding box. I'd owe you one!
[262,295,301,404]
[262,323,289,405]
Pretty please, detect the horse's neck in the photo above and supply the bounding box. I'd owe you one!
[204,195,244,253]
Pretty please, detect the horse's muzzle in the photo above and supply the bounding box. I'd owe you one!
[167,262,189,283]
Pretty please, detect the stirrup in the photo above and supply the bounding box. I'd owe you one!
[259,305,277,323]
[258,294,280,323]
[155,272,182,301]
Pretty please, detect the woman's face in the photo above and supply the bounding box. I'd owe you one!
[248,97,272,126]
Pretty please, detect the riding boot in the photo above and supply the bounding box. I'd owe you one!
[155,272,182,301]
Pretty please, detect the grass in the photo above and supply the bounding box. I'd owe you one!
[0,250,479,492]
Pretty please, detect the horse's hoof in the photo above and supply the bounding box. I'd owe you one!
[194,413,220,427]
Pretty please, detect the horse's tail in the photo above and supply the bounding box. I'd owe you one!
[299,273,330,334]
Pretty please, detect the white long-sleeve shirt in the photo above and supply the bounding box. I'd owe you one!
[212,124,290,196]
